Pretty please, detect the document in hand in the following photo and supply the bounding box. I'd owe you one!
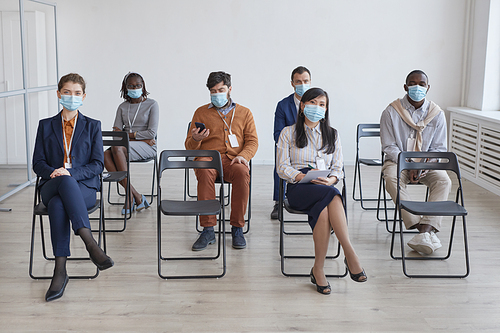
[299,170,331,183]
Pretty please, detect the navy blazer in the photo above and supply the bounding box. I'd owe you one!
[273,93,297,143]
[32,111,104,190]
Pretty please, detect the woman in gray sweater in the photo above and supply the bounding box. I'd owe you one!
[104,72,159,214]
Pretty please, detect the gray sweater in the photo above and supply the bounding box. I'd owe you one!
[113,98,159,140]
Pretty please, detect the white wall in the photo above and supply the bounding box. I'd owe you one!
[55,0,467,165]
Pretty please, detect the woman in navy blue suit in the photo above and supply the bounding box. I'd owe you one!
[32,73,114,302]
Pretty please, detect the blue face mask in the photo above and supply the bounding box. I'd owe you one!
[295,84,310,97]
[59,95,83,111]
[127,88,142,99]
[303,104,326,123]
[407,85,427,102]
[211,93,228,108]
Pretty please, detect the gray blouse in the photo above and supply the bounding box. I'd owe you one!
[113,98,159,140]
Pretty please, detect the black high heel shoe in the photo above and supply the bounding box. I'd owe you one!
[88,245,114,271]
[45,274,69,302]
[344,258,367,283]
[90,253,114,271]
[310,268,331,295]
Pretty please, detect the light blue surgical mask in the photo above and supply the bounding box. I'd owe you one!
[211,93,228,108]
[303,104,326,122]
[407,85,427,102]
[127,88,142,99]
[295,84,310,97]
[59,95,83,111]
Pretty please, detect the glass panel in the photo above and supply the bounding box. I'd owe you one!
[0,0,24,93]
[0,95,26,165]
[24,0,57,89]
[28,88,58,153]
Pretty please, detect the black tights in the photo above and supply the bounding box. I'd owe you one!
[77,227,108,263]
[48,227,108,291]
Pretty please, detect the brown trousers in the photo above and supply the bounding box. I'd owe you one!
[194,154,250,228]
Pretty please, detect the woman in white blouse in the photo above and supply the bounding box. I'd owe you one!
[277,87,366,295]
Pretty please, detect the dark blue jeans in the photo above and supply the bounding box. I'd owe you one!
[40,175,96,257]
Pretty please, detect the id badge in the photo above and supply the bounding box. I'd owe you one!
[316,157,326,170]
[407,137,416,152]
[228,134,239,148]
[64,162,72,169]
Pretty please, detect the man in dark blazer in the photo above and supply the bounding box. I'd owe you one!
[271,66,311,219]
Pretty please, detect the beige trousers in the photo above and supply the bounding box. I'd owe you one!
[382,160,452,231]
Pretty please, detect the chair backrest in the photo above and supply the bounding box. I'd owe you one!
[102,131,129,148]
[397,151,461,179]
[159,150,223,180]
[356,123,380,143]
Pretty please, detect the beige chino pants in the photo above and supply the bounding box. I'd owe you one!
[382,160,452,231]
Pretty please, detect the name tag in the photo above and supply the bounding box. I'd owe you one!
[407,137,416,152]
[228,134,239,148]
[316,157,326,170]
[64,162,72,169]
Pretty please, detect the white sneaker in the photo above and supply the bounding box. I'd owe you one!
[407,232,435,255]
[429,231,442,250]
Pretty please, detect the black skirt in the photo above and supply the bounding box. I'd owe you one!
[286,169,341,230]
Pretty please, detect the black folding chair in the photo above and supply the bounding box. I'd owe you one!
[116,137,158,204]
[353,124,391,211]
[184,122,251,234]
[101,131,130,232]
[278,171,348,278]
[29,175,106,280]
[157,150,226,279]
[377,152,428,233]
[390,151,470,278]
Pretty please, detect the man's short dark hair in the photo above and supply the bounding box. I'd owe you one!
[291,66,311,81]
[206,71,231,89]
[406,70,428,84]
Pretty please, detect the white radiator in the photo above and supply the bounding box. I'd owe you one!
[449,108,500,196]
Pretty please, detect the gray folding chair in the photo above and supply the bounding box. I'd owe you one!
[278,171,348,278]
[390,151,470,278]
[29,175,106,280]
[157,150,226,279]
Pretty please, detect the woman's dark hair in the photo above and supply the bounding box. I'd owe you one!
[58,73,86,93]
[120,72,149,102]
[295,87,337,154]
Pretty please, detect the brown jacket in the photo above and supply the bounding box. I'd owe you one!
[185,103,258,161]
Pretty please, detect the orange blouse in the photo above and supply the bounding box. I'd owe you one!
[62,113,77,165]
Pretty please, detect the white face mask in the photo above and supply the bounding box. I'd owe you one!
[211,92,228,108]
[407,85,427,102]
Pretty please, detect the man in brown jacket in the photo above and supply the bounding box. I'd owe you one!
[185,71,258,250]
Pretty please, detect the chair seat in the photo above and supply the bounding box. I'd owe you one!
[359,158,382,166]
[34,201,100,215]
[400,200,467,216]
[284,199,306,215]
[103,171,127,182]
[160,199,221,216]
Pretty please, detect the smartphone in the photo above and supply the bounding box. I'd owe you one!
[195,122,206,131]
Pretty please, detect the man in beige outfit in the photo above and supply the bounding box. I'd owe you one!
[380,70,452,255]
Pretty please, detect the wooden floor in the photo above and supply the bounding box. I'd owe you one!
[1,164,500,332]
